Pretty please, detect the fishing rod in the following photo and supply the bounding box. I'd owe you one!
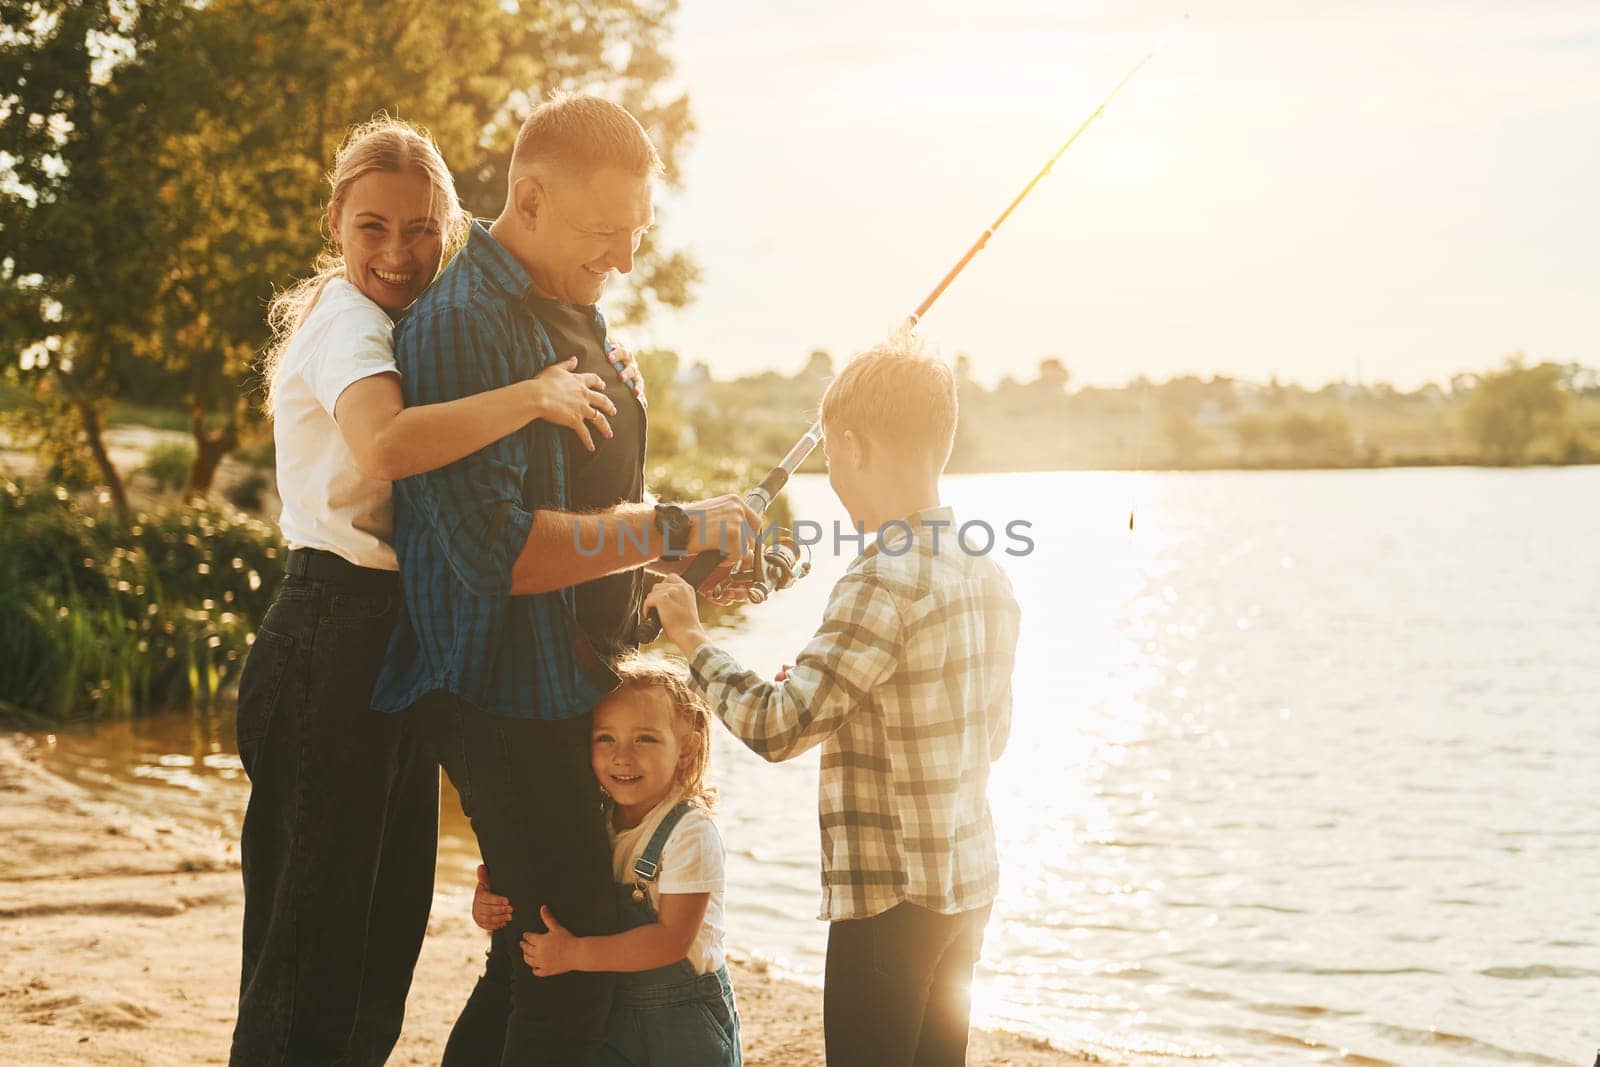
[637,27,1179,642]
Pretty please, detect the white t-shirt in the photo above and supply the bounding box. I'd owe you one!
[272,277,400,570]
[609,795,727,975]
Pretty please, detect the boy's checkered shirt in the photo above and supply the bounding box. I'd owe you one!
[689,505,1022,921]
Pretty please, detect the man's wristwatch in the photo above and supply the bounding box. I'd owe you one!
[653,503,692,558]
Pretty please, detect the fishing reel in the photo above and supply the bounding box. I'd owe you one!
[637,428,823,644]
[721,527,812,605]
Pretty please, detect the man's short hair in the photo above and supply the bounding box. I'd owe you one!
[511,92,663,181]
[820,333,958,470]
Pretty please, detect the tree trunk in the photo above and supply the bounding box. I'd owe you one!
[186,404,238,499]
[73,396,131,523]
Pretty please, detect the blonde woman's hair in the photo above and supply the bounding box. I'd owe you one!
[820,330,959,470]
[259,115,470,414]
[610,656,717,811]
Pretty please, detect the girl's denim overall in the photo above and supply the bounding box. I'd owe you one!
[597,802,742,1066]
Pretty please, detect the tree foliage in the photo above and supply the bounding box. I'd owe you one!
[1461,357,1574,465]
[1,0,193,516]
[2,0,697,503]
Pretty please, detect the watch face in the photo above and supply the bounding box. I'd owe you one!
[657,505,690,553]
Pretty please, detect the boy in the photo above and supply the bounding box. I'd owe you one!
[644,336,1022,1066]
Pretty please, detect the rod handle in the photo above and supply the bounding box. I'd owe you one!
[636,548,728,644]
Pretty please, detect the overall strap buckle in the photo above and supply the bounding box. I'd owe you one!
[630,801,695,883]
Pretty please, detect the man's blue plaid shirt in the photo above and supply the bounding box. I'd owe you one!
[373,221,618,720]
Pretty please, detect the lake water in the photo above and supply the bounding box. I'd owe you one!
[25,469,1600,1065]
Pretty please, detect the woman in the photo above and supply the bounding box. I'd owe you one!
[228,116,643,1065]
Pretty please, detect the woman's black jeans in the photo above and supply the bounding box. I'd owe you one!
[229,571,438,1067]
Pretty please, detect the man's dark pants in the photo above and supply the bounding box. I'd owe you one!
[442,935,515,1066]
[231,574,438,1066]
[417,691,617,1066]
[824,901,994,1067]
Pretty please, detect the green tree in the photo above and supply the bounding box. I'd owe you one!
[1276,409,1353,465]
[946,352,983,471]
[1161,410,1204,466]
[1277,410,1322,454]
[153,0,698,494]
[1232,411,1271,465]
[1035,357,1069,395]
[636,347,684,458]
[799,349,832,385]
[4,0,699,500]
[1,0,192,519]
[1462,357,1574,464]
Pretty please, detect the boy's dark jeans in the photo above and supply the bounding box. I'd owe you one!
[417,691,618,1066]
[824,902,994,1067]
[230,574,438,1066]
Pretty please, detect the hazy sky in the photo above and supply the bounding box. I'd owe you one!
[619,1,1600,387]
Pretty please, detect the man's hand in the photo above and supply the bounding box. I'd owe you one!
[642,573,710,656]
[521,906,582,977]
[774,663,794,682]
[681,494,762,571]
[471,864,512,932]
[644,493,760,593]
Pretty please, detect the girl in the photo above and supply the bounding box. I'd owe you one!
[468,659,742,1066]
[231,115,643,1065]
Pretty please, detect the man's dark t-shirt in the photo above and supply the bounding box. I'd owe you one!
[527,294,646,654]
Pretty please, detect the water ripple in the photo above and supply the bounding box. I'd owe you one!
[1477,964,1600,981]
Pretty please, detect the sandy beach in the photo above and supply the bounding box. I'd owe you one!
[0,734,1083,1065]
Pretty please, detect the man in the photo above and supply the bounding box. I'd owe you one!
[372,93,756,1064]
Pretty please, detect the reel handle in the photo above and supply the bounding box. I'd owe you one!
[636,547,727,644]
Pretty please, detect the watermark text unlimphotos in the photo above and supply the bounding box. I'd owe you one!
[574,513,1035,558]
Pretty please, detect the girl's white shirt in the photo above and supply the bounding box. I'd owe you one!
[609,793,727,975]
[272,277,400,570]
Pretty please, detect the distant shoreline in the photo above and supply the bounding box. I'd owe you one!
[5,423,1595,502]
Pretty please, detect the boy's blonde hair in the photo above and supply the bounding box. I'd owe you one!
[260,115,470,414]
[819,331,958,469]
[611,656,716,811]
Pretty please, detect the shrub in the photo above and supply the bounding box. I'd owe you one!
[225,468,272,511]
[0,478,284,720]
[143,440,196,491]
[0,446,804,720]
